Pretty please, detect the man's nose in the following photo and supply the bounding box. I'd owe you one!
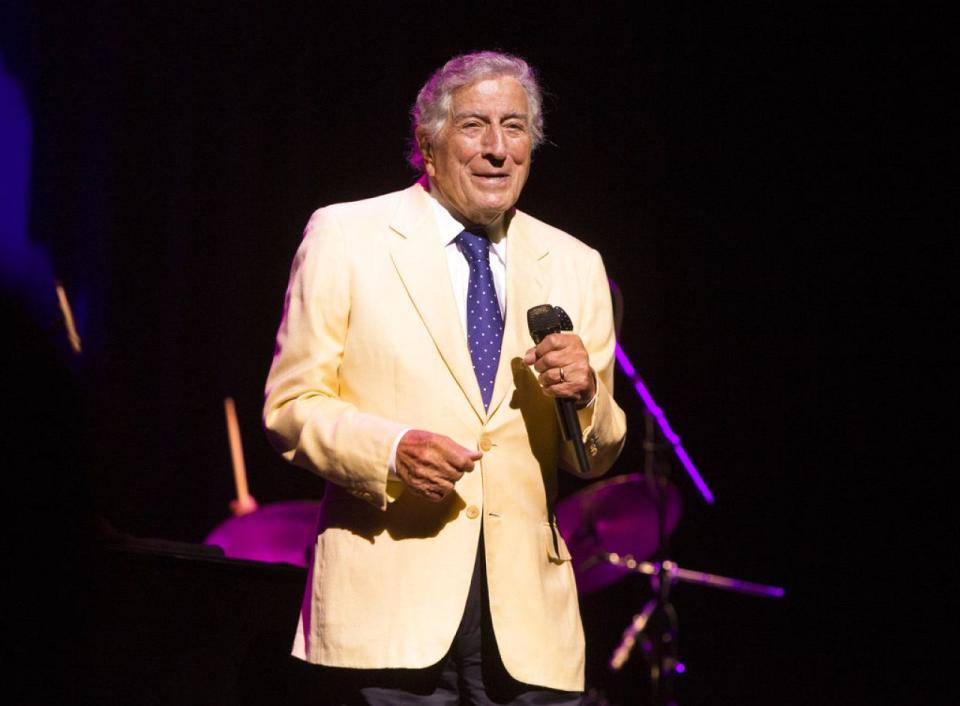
[481,125,508,161]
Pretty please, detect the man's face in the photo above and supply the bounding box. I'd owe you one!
[420,76,533,227]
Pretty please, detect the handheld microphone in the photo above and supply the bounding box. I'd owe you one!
[527,304,591,473]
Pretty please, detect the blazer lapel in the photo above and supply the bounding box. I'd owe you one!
[487,212,548,418]
[389,185,486,421]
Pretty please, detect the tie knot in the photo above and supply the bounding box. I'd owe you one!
[456,229,490,265]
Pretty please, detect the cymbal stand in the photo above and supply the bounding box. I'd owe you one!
[612,313,723,702]
[639,407,681,706]
[605,551,784,704]
[618,409,785,703]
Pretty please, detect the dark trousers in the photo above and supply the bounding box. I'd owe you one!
[322,534,582,706]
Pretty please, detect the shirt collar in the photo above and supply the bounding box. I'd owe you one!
[425,186,507,266]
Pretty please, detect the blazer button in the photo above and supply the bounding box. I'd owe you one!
[465,505,480,520]
[479,435,492,451]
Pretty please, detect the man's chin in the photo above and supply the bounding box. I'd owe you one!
[467,208,510,228]
[465,198,518,226]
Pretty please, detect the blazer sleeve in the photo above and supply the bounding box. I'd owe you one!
[562,248,627,478]
[263,209,406,511]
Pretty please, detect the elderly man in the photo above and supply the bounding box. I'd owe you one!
[264,51,626,705]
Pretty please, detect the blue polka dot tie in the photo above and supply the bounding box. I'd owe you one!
[456,228,504,411]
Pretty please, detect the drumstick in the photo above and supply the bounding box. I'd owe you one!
[224,396,258,516]
[54,281,82,354]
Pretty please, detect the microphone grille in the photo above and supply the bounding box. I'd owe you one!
[527,304,562,343]
[554,306,574,332]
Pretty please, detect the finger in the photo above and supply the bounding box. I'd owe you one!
[539,374,589,399]
[539,379,575,398]
[539,360,585,386]
[452,451,481,473]
[533,346,588,373]
[535,332,566,353]
[526,335,567,368]
[440,465,466,482]
[423,480,454,503]
[459,452,481,473]
[539,366,565,387]
[434,437,483,470]
[533,350,568,373]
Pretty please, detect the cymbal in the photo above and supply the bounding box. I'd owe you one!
[204,500,321,568]
[555,473,682,594]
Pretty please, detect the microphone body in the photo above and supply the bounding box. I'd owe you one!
[527,305,591,474]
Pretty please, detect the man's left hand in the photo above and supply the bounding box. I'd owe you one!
[523,332,596,407]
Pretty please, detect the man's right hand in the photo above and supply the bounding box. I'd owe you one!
[395,430,481,502]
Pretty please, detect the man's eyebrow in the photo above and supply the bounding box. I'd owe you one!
[453,111,530,121]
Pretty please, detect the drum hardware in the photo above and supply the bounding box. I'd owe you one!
[560,470,785,706]
[559,324,785,705]
[600,551,784,705]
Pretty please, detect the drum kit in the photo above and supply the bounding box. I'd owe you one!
[207,331,785,706]
[554,340,785,706]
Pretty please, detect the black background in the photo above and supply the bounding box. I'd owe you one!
[1,2,949,704]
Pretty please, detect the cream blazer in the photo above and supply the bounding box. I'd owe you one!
[263,183,626,691]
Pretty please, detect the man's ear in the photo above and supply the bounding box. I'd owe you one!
[416,127,436,177]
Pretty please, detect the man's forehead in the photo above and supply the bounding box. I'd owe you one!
[449,76,529,116]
